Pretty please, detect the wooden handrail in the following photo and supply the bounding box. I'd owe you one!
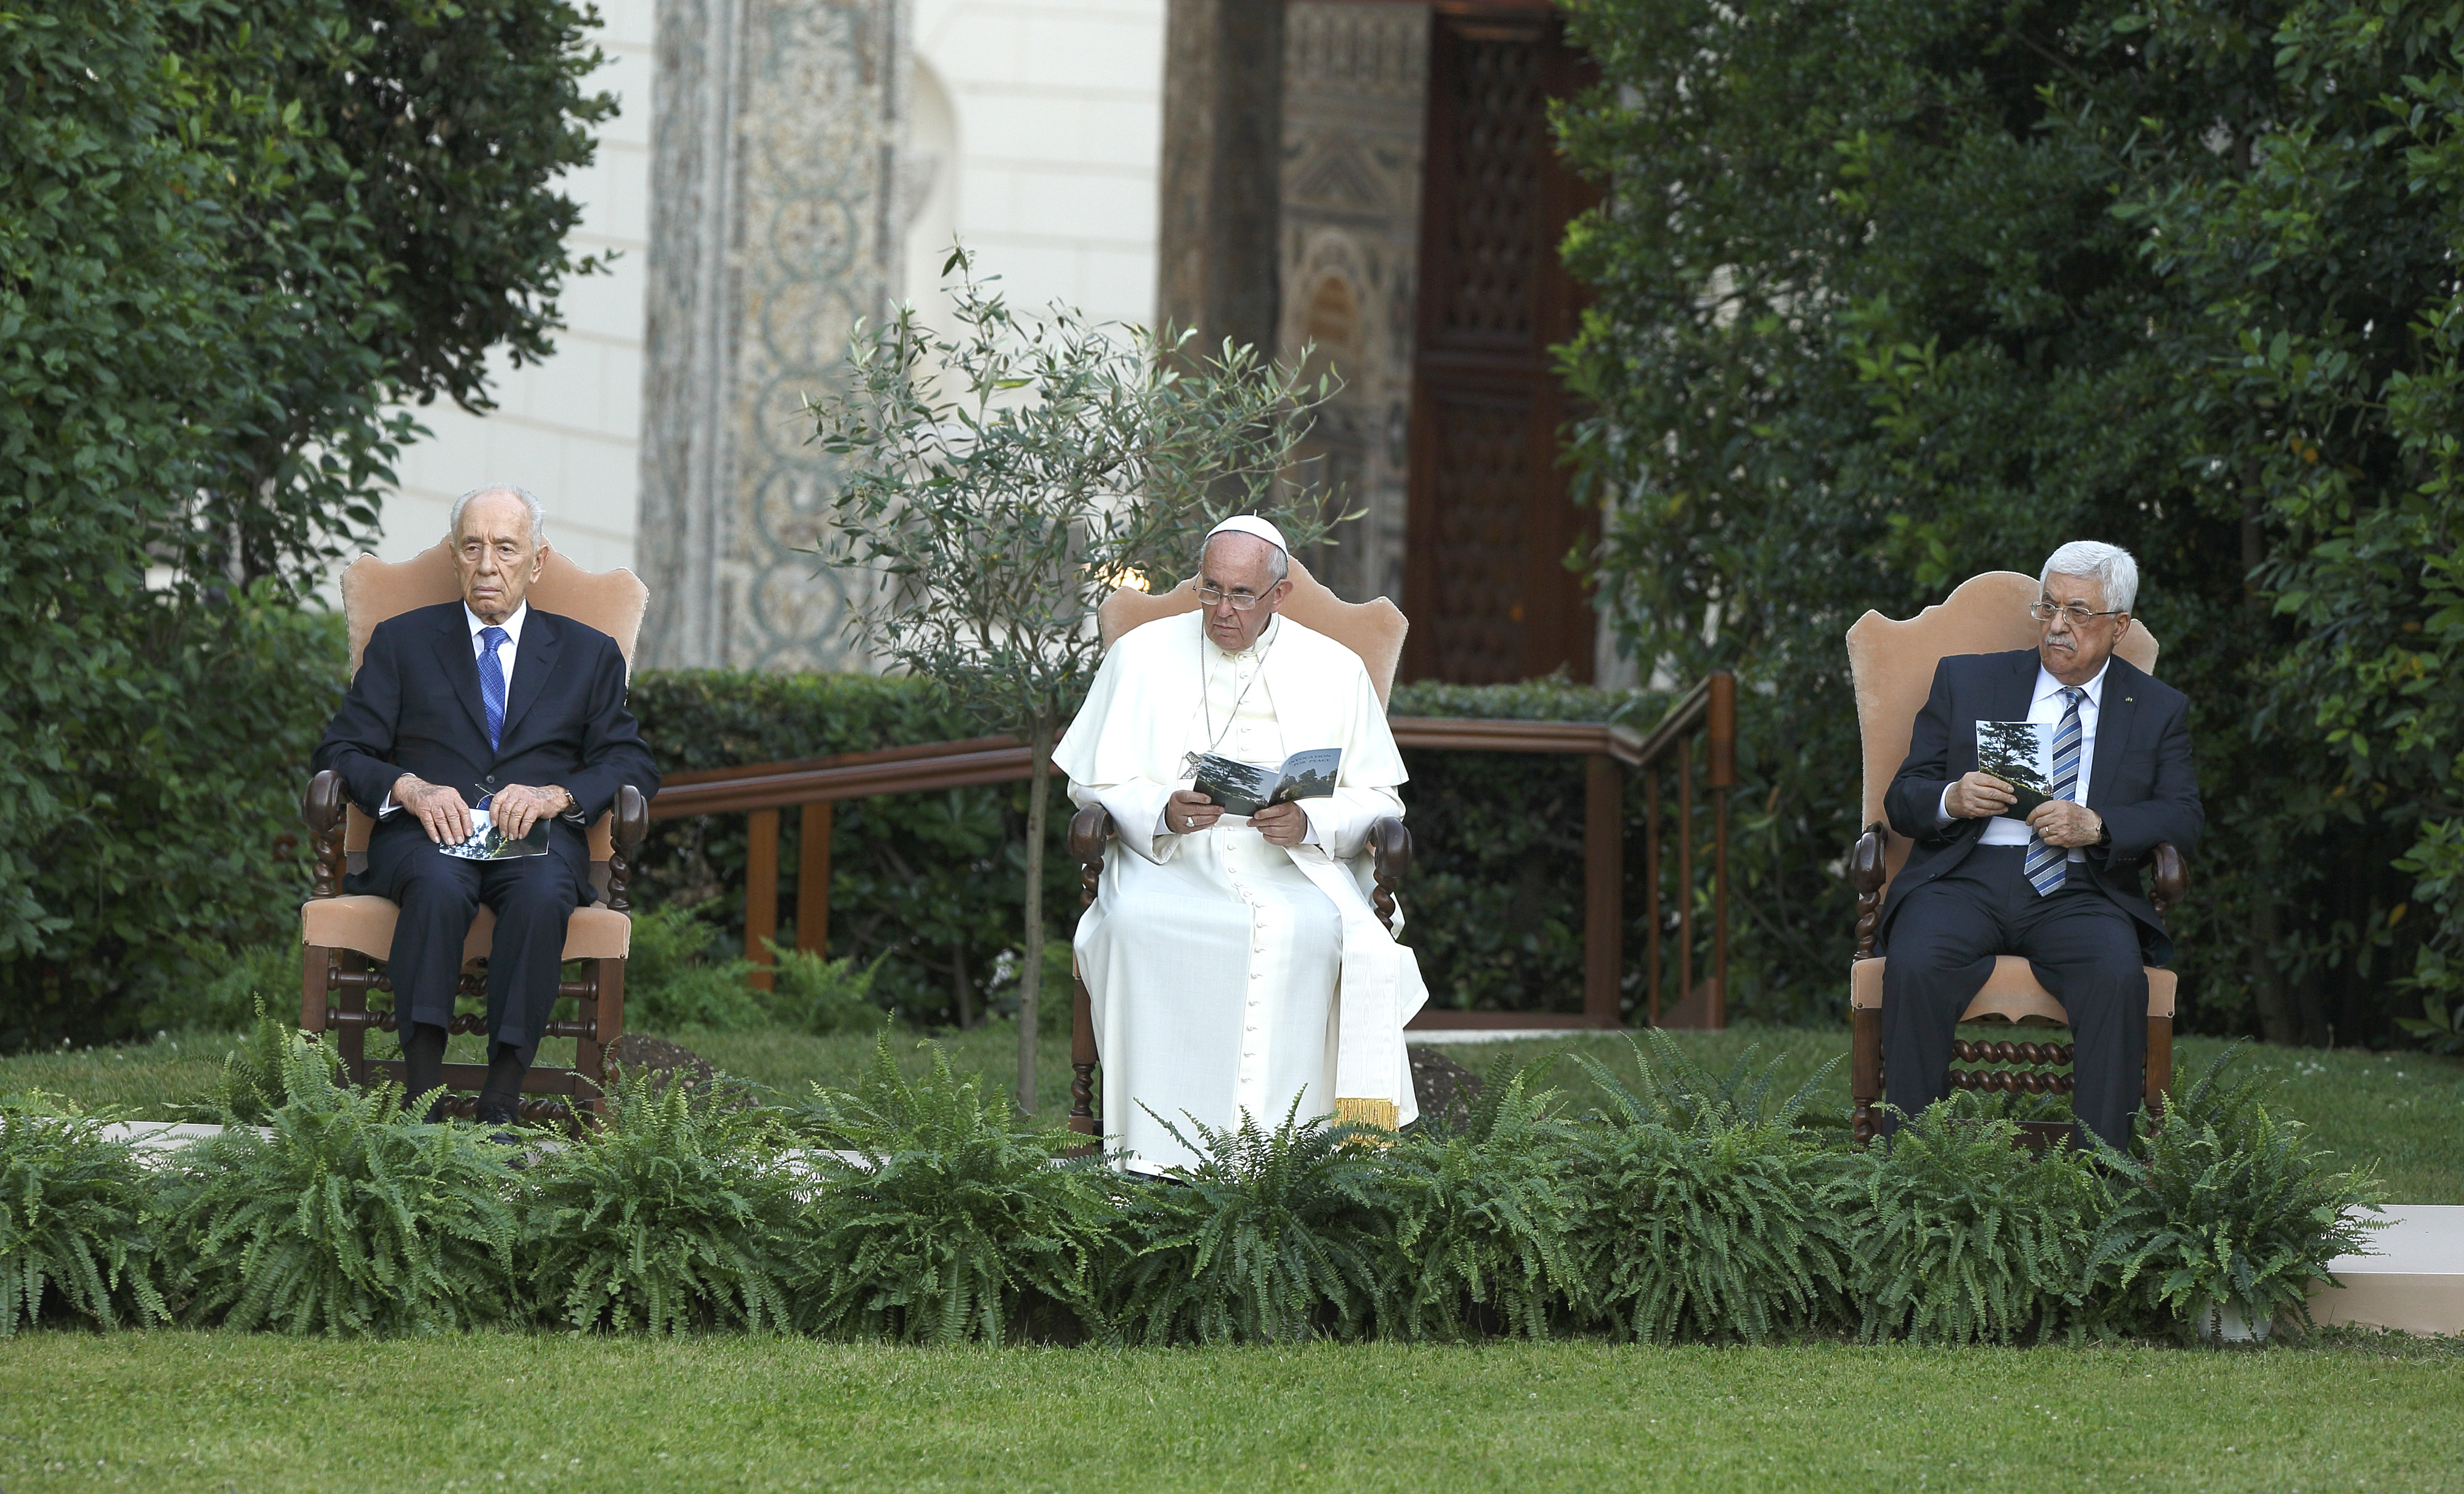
[649,685,1735,1029]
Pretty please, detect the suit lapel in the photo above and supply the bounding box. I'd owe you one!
[1994,649,2039,725]
[2088,657,2142,808]
[429,610,492,745]
[498,611,561,750]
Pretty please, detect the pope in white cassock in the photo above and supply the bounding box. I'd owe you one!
[1055,516,1427,1171]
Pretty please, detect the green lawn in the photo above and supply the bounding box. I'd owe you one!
[9,1019,2458,1199]
[0,1331,2457,1492]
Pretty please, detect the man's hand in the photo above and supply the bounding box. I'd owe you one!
[2027,799,2105,849]
[1944,771,2017,820]
[1250,801,1308,848]
[490,784,573,841]
[395,775,475,846]
[1167,789,1225,836]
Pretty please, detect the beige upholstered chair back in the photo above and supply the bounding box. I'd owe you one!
[334,542,649,860]
[1846,571,2160,886]
[338,542,648,675]
[1095,557,1409,707]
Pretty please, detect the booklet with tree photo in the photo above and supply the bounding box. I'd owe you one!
[1975,721,2056,817]
[1183,748,1342,817]
[436,799,552,862]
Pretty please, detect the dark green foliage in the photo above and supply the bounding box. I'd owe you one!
[2,0,607,1045]
[522,1072,801,1334]
[1379,1055,1595,1339]
[185,1000,304,1125]
[0,1097,171,1335]
[1849,1098,2110,1346]
[1575,1036,1854,1343]
[1107,1104,1392,1345]
[766,947,892,1037]
[161,1032,521,1334]
[1554,0,2464,1042]
[792,1041,1116,1343]
[2092,1049,2385,1338]
[142,940,303,1037]
[621,904,768,1033]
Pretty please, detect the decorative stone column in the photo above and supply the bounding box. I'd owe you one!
[1278,1,1427,605]
[636,0,908,671]
[1156,0,1286,361]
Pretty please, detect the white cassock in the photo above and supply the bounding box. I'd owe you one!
[1055,610,1428,1171]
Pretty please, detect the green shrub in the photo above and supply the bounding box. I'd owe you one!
[0,1096,171,1335]
[1105,1103,1393,1346]
[2092,1049,2385,1339]
[522,1071,801,1333]
[139,939,301,1036]
[1379,1054,1595,1340]
[160,1032,522,1334]
[792,1041,1117,1343]
[1574,1037,1854,1343]
[622,903,766,1033]
[1849,1097,2110,1346]
[766,946,892,1036]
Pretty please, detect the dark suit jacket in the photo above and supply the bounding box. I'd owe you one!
[312,602,660,891]
[1877,648,2202,964]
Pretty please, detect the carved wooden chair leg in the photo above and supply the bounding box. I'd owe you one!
[1850,1005,1883,1147]
[1064,802,1112,1150]
[2144,1013,2173,1128]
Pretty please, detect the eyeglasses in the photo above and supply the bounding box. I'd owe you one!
[1196,586,1270,610]
[2030,600,2126,626]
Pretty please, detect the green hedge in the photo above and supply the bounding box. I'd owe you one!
[0,1036,2381,1345]
[624,672,1833,1027]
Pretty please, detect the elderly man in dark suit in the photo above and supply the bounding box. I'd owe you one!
[1877,541,2203,1149]
[314,487,659,1128]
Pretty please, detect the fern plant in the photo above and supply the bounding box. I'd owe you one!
[1849,1094,2110,1345]
[1104,1100,1393,1345]
[1576,1039,1855,1343]
[160,1031,522,1335]
[0,1095,171,1335]
[791,1040,1119,1343]
[2090,1048,2385,1339]
[522,1069,802,1333]
[1379,1053,1595,1340]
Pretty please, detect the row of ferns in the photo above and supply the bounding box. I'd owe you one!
[1,1033,2381,1346]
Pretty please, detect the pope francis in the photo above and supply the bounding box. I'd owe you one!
[1055,516,1427,1171]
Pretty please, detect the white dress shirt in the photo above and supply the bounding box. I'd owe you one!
[376,603,530,817]
[1940,660,2107,863]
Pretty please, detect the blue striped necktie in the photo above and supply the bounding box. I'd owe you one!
[478,626,509,752]
[2024,686,2086,896]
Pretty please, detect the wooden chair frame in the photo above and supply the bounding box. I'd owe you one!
[1842,572,2190,1148]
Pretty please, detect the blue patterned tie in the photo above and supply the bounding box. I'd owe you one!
[477,626,509,753]
[2024,686,2086,897]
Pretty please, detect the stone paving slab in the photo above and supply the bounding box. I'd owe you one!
[2310,1204,2464,1337]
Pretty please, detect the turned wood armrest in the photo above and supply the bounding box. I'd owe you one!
[2150,841,2187,915]
[1369,816,1411,924]
[612,783,649,856]
[1069,802,1113,908]
[1849,822,1887,959]
[303,769,348,900]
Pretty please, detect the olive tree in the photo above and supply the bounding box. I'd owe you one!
[811,246,1335,1110]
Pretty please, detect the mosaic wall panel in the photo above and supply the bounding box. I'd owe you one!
[1277,1,1428,607]
[638,0,907,671]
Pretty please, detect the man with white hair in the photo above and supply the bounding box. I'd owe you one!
[1056,516,1426,1169]
[314,487,659,1131]
[1875,541,2204,1149]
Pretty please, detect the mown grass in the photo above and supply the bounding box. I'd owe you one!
[1,1331,2457,1493]
[6,1020,2458,1199]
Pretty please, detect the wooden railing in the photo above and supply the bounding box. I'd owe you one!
[647,679,1735,1027]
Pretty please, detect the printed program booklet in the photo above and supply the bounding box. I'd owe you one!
[437,801,551,862]
[1184,748,1342,817]
[1975,721,2056,816]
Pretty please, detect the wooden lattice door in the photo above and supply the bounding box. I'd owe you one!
[1403,6,1598,684]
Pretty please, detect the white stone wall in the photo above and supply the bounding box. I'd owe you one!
[357,0,1165,579]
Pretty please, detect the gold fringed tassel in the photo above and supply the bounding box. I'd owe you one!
[1334,1096,1399,1132]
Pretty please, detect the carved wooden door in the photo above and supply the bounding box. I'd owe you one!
[1403,5,1597,684]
